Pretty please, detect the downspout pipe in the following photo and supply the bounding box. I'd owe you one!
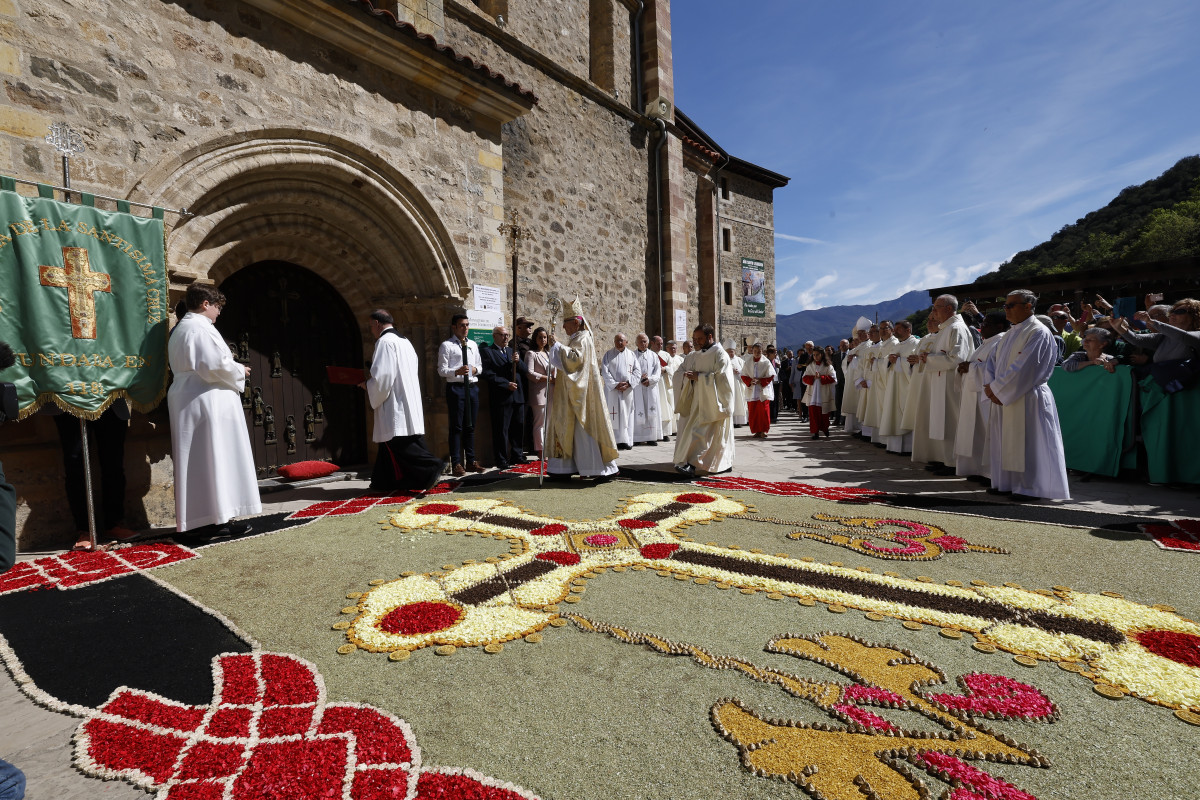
[711,150,730,344]
[654,118,667,337]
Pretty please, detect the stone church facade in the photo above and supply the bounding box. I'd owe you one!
[0,0,787,549]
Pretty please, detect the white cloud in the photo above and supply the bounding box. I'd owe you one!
[795,272,838,310]
[897,260,999,296]
[836,282,879,301]
[775,232,827,244]
[778,275,800,292]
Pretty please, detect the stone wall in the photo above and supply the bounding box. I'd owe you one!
[717,171,778,350]
[0,0,515,549]
[443,2,651,348]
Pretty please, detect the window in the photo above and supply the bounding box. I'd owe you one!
[720,177,730,200]
[721,227,731,252]
[723,281,733,305]
[589,0,616,93]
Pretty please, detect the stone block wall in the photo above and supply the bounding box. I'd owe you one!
[717,171,778,350]
[443,6,652,348]
[0,0,514,549]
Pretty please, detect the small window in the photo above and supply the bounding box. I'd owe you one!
[723,281,733,305]
[720,177,730,200]
[721,228,731,252]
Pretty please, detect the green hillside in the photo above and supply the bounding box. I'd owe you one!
[974,154,1200,283]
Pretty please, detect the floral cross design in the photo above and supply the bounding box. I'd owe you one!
[74,651,538,800]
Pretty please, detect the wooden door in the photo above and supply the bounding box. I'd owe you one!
[216,262,366,476]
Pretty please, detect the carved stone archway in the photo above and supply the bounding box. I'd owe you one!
[131,127,472,450]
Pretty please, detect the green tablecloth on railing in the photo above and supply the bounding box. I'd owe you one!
[1047,365,1135,477]
[1138,375,1200,485]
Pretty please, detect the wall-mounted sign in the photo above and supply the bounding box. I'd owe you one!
[674,309,688,343]
[473,284,501,312]
[741,258,765,318]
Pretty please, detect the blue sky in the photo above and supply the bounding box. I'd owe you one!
[672,0,1200,313]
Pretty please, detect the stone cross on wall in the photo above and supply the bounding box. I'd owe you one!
[39,246,111,339]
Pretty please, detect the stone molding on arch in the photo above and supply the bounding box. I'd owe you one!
[127,126,470,302]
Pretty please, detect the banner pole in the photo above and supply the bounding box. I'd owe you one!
[48,122,98,549]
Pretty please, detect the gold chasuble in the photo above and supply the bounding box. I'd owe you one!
[547,326,618,464]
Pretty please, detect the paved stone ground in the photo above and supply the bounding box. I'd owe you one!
[3,411,1195,798]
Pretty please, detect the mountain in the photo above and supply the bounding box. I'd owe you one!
[775,290,930,349]
[975,154,1200,283]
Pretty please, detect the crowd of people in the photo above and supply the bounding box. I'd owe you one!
[759,290,1200,497]
[13,284,1198,562]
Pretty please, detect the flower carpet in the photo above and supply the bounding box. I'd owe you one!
[2,475,1197,800]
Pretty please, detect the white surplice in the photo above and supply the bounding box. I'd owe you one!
[983,317,1070,499]
[954,332,1005,478]
[744,355,776,402]
[864,336,897,436]
[601,347,639,447]
[366,330,425,441]
[656,350,681,436]
[842,341,867,434]
[167,312,261,532]
[877,335,921,453]
[730,354,748,425]
[674,344,736,474]
[631,347,662,443]
[912,315,972,465]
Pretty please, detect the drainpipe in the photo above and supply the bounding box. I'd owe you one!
[654,118,667,337]
[712,152,729,344]
[631,1,645,111]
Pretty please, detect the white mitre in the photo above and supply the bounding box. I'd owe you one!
[562,297,588,328]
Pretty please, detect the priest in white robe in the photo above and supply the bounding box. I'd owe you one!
[954,313,1010,481]
[726,340,749,427]
[876,321,921,454]
[983,291,1070,500]
[652,336,680,439]
[674,324,736,476]
[602,334,639,449]
[901,320,939,457]
[912,296,973,472]
[854,325,881,437]
[631,333,662,445]
[546,299,619,479]
[865,321,898,442]
[167,284,261,534]
[363,309,444,492]
[842,325,870,434]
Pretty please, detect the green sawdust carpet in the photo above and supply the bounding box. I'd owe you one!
[3,475,1198,800]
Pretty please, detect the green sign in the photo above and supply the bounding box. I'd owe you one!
[0,179,168,419]
[741,257,766,318]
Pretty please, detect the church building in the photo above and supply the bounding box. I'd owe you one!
[0,0,787,549]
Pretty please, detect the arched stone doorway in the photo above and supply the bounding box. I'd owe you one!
[215,261,366,475]
[131,128,474,457]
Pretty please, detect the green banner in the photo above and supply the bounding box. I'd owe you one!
[1047,364,1135,477]
[741,257,765,318]
[0,181,168,419]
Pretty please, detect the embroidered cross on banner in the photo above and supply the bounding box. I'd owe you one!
[39,246,111,339]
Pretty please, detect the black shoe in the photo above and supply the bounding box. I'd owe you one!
[873,442,886,448]
[931,466,957,476]
[811,434,819,440]
[216,521,253,537]
[674,463,696,476]
[617,443,632,451]
[822,429,830,438]
[422,460,451,492]
[923,463,944,472]
[986,488,1011,496]
[662,436,670,442]
[546,472,573,482]
[1009,493,1040,503]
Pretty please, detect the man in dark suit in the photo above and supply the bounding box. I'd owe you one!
[480,325,529,469]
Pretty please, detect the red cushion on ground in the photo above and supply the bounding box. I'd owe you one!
[276,461,339,480]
